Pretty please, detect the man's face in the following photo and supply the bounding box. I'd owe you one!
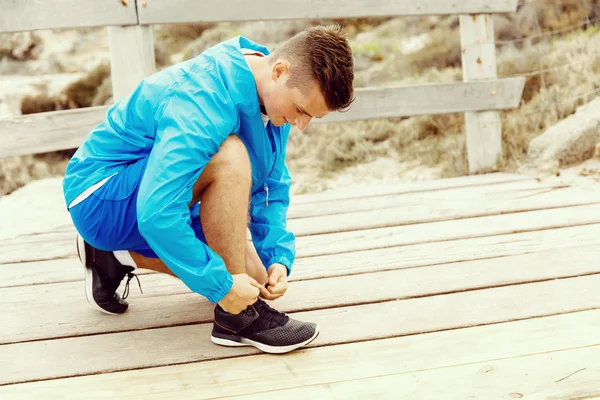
[263,60,329,130]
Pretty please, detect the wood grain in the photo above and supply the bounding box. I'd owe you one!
[3,223,600,288]
[3,190,599,265]
[219,345,600,400]
[0,0,137,33]
[2,247,600,358]
[137,0,519,24]
[0,80,524,159]
[2,276,598,385]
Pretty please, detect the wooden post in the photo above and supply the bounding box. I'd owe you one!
[107,25,156,101]
[459,14,502,174]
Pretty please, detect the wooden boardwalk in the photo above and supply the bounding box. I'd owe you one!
[2,172,600,399]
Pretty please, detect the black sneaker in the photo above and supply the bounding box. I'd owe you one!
[211,299,319,354]
[76,234,141,315]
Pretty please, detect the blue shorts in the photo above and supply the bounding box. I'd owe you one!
[68,157,206,258]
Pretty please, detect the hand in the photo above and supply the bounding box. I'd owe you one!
[218,273,262,314]
[261,263,289,301]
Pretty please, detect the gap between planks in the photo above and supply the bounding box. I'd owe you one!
[2,272,600,384]
[3,200,600,265]
[3,242,600,344]
[2,223,600,288]
[2,308,599,397]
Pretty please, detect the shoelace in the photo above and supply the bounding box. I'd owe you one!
[253,299,289,330]
[122,272,143,300]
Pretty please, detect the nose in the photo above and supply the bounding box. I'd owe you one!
[294,115,312,131]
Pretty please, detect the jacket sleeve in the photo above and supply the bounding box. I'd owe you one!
[248,141,296,275]
[136,87,238,304]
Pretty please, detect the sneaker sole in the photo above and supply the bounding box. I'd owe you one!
[77,235,121,316]
[210,325,320,354]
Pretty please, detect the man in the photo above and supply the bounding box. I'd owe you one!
[63,25,354,354]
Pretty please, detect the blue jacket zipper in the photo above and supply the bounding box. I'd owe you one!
[264,121,279,208]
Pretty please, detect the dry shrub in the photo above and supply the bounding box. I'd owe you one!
[92,76,113,106]
[63,62,110,108]
[5,62,113,196]
[288,9,600,186]
[388,113,467,177]
[331,17,394,39]
[498,29,600,170]
[497,42,554,102]
[396,0,600,77]
[288,119,397,176]
[0,32,42,61]
[405,29,461,74]
[153,23,214,67]
[515,0,600,35]
[20,62,111,116]
[20,94,69,114]
[287,112,466,179]
[0,153,71,197]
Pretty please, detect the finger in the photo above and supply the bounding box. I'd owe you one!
[248,278,268,297]
[259,290,279,301]
[268,281,288,295]
[247,276,262,289]
[268,272,283,286]
[261,282,284,300]
[256,284,270,299]
[261,290,282,301]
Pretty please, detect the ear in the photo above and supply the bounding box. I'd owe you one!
[271,59,290,82]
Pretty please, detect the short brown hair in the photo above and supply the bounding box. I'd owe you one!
[271,25,354,112]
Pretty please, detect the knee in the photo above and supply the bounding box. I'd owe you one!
[211,135,251,180]
[218,135,249,161]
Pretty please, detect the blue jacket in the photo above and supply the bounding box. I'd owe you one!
[63,36,296,303]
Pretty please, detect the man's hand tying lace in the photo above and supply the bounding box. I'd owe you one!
[261,263,288,300]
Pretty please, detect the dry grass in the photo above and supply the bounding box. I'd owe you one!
[0,153,71,197]
[286,0,600,189]
[153,23,215,67]
[500,29,600,171]
[19,62,111,115]
[1,63,111,195]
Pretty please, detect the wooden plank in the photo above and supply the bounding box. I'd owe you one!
[217,346,600,400]
[107,26,156,101]
[0,173,531,241]
[297,203,600,257]
[4,223,600,288]
[290,172,530,204]
[2,274,599,385]
[460,14,503,173]
[296,203,600,258]
[4,188,598,265]
[292,224,600,280]
[288,178,567,218]
[2,243,600,346]
[290,186,600,235]
[0,174,540,243]
[137,0,519,24]
[0,80,525,159]
[0,106,108,158]
[1,309,597,396]
[3,180,583,258]
[317,78,525,124]
[0,257,152,288]
[0,0,138,34]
